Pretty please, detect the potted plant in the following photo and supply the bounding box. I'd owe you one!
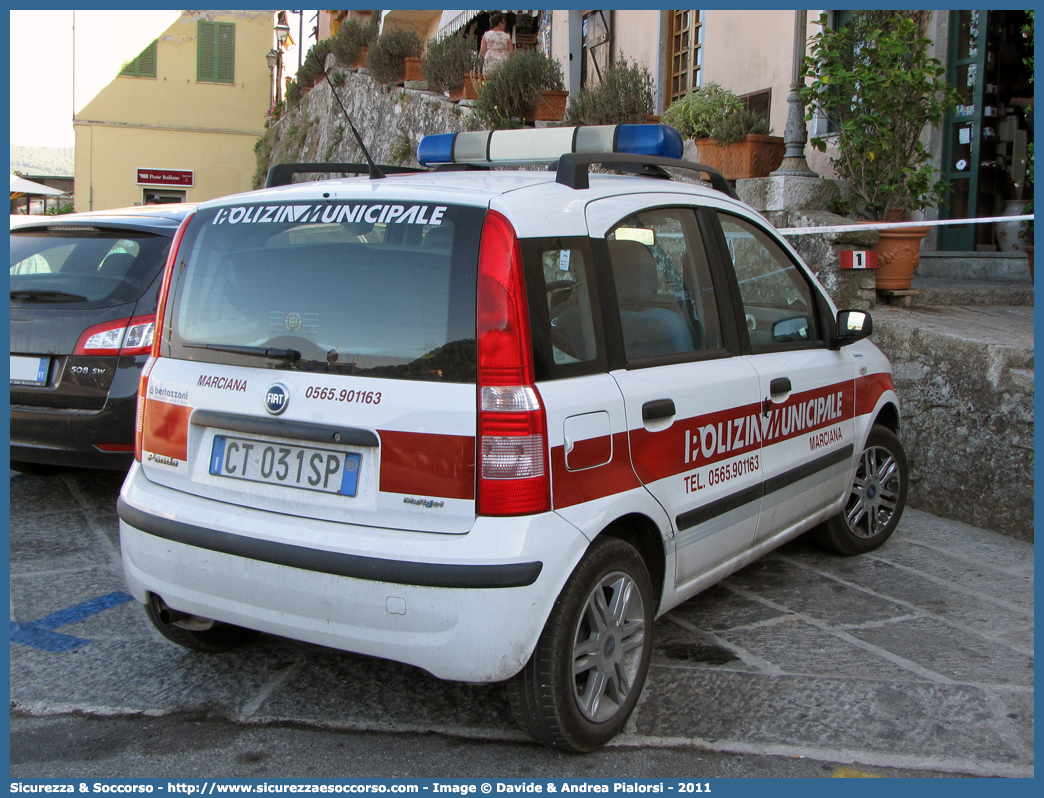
[473,50,566,129]
[331,14,379,69]
[800,11,961,290]
[367,28,423,85]
[421,33,484,100]
[661,82,782,179]
[562,56,655,126]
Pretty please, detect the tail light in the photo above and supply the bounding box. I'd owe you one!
[74,315,156,356]
[476,210,550,516]
[135,213,193,462]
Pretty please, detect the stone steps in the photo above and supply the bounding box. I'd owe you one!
[908,277,1034,307]
[917,251,1032,282]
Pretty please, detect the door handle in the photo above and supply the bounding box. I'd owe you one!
[642,399,676,422]
[763,378,792,417]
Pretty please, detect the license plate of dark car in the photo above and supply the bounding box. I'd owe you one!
[209,435,361,496]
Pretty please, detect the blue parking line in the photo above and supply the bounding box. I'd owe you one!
[10,591,135,652]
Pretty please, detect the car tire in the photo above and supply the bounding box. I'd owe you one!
[144,594,261,654]
[507,536,654,752]
[812,424,908,555]
[10,461,63,476]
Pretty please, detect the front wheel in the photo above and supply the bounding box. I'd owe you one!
[507,537,654,752]
[811,424,908,555]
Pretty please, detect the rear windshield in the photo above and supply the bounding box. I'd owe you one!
[10,229,171,308]
[167,201,483,382]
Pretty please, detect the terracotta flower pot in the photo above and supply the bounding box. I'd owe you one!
[531,90,569,121]
[693,134,786,179]
[352,47,368,69]
[646,114,661,124]
[873,225,930,291]
[449,72,480,102]
[403,57,423,82]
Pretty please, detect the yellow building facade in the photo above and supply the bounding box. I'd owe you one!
[74,10,275,211]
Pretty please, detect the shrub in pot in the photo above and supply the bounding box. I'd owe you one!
[473,50,565,129]
[295,38,334,95]
[367,28,423,84]
[661,82,781,178]
[800,12,961,289]
[331,14,379,68]
[422,33,483,96]
[562,56,655,126]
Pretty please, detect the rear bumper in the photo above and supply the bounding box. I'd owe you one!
[118,463,590,682]
[10,396,137,470]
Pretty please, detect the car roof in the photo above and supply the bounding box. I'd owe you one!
[10,203,197,236]
[197,169,755,217]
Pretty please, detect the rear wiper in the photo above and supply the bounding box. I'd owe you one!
[183,342,301,363]
[10,289,88,302]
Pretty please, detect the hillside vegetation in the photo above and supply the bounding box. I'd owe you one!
[11,145,75,176]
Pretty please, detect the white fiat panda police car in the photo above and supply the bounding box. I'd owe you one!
[118,124,906,752]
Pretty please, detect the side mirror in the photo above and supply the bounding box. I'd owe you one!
[835,309,873,345]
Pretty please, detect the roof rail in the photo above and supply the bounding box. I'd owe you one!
[555,152,739,200]
[264,163,425,188]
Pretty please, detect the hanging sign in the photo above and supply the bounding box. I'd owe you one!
[137,168,194,187]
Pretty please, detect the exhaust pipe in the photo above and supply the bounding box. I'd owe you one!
[153,596,215,631]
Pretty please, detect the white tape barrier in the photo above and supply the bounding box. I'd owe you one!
[775,214,1034,235]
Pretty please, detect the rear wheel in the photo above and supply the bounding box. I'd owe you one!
[812,425,908,555]
[145,594,261,653]
[508,537,654,752]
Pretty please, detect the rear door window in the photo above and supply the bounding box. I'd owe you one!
[10,230,171,307]
[167,201,484,382]
[606,208,724,363]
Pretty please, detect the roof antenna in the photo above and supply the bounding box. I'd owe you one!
[309,49,385,180]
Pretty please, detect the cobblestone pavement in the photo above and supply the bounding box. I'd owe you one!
[9,468,1034,777]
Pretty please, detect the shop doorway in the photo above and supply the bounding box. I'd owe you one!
[939,10,1033,251]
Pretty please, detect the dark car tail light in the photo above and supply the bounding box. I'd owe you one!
[135,213,193,462]
[476,210,550,516]
[74,315,156,357]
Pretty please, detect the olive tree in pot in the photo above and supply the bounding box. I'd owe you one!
[331,13,379,69]
[472,50,565,129]
[660,83,782,179]
[367,28,423,85]
[421,33,483,100]
[800,11,960,289]
[562,56,655,126]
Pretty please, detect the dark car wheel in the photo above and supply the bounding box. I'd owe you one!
[508,536,654,752]
[145,594,262,654]
[812,424,908,555]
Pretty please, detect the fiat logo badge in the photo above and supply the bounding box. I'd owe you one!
[264,383,289,415]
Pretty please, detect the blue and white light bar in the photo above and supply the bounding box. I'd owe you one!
[417,124,684,168]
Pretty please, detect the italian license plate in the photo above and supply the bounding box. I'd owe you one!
[10,355,50,386]
[209,435,362,496]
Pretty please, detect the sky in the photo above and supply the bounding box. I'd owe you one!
[9,10,315,150]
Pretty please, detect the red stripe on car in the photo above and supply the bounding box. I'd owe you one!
[378,429,476,500]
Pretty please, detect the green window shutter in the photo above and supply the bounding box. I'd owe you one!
[216,23,235,82]
[119,40,157,78]
[198,20,235,83]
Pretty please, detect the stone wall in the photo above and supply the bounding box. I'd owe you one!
[254,58,471,187]
[871,308,1034,541]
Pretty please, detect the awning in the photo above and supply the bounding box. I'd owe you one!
[10,174,67,197]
